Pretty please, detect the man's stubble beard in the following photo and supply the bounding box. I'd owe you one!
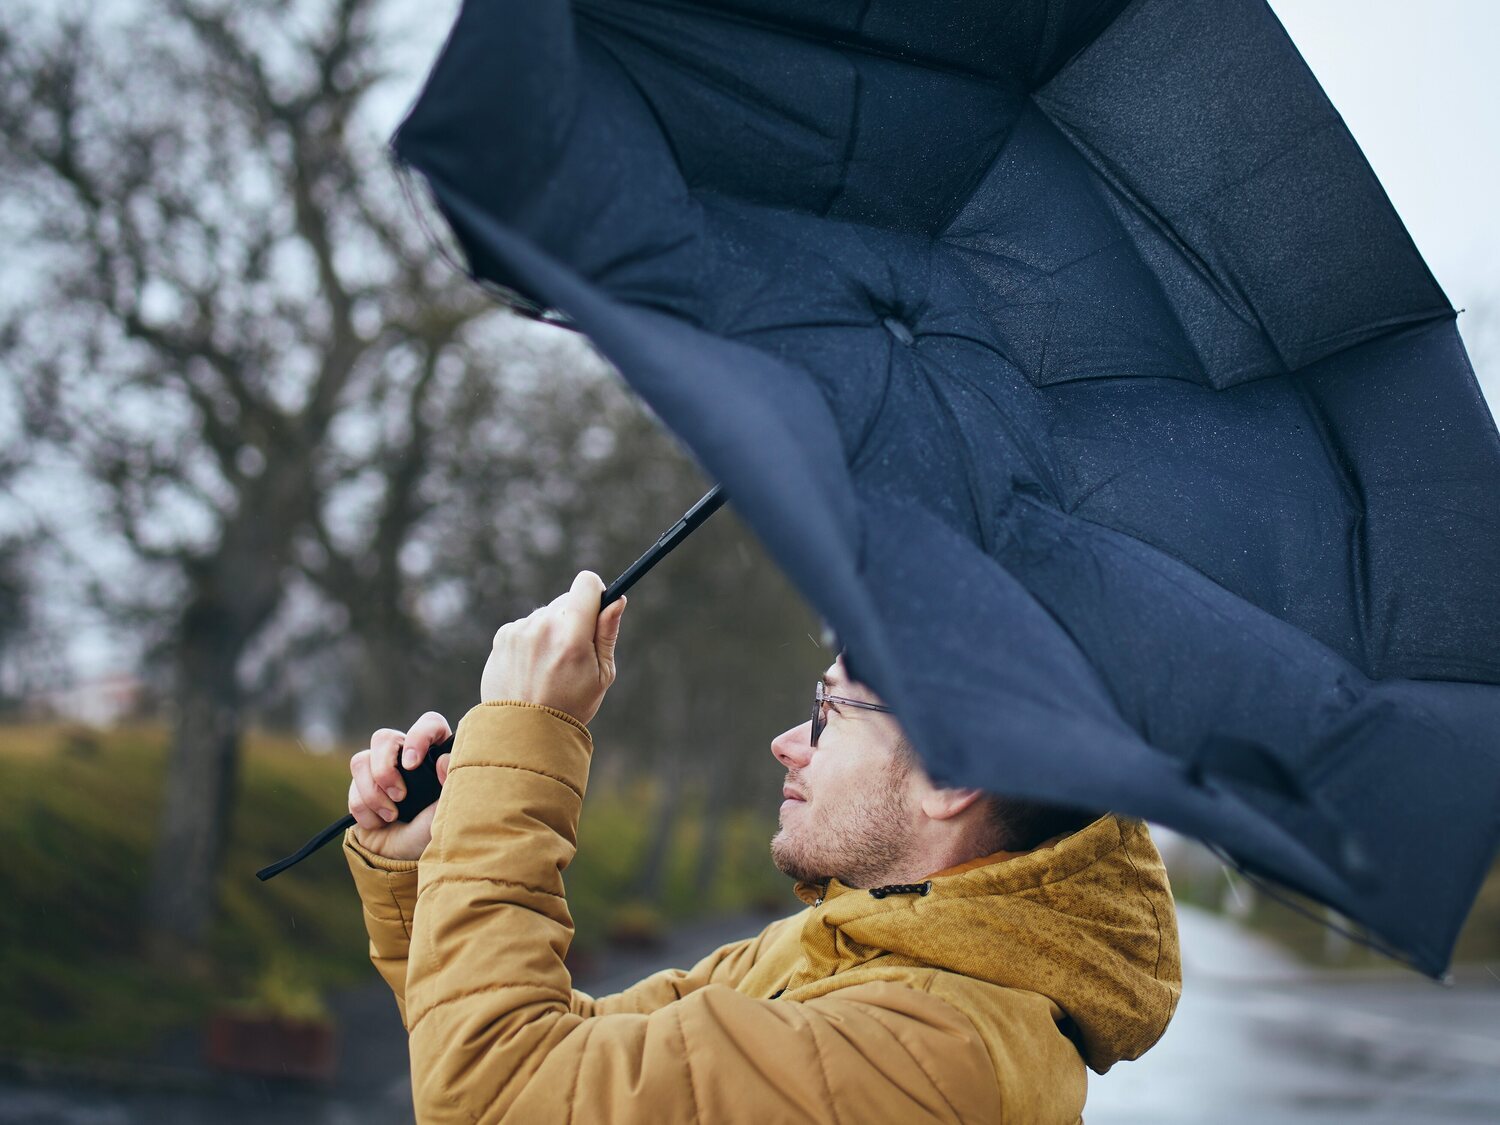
[769,757,913,889]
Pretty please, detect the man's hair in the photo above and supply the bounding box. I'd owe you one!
[894,735,1100,854]
[980,794,1101,854]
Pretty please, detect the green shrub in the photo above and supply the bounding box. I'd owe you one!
[0,722,785,1059]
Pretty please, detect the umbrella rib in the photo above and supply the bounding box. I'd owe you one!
[577,0,1005,86]
[819,60,865,217]
[847,337,900,473]
[1290,381,1373,671]
[913,354,995,554]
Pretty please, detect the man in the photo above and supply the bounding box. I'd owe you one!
[344,571,1181,1123]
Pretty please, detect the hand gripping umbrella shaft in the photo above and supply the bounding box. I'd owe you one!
[255,485,726,881]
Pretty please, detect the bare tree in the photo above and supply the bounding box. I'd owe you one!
[0,0,493,959]
[4,0,829,964]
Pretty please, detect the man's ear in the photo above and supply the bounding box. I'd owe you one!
[919,786,986,822]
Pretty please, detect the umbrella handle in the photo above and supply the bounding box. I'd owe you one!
[254,742,446,881]
[255,485,727,881]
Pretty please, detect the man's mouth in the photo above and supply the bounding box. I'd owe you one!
[781,783,807,811]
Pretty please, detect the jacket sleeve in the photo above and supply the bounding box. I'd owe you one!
[344,830,420,1027]
[404,702,1016,1124]
[569,916,795,1017]
[345,808,792,1026]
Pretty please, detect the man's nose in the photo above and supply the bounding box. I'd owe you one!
[770,722,813,770]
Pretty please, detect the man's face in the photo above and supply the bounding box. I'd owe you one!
[768,656,918,888]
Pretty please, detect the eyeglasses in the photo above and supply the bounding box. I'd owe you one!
[811,680,894,746]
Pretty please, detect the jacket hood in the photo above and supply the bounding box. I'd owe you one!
[794,814,1181,1073]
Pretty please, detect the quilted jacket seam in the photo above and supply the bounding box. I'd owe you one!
[417,873,565,901]
[448,760,584,799]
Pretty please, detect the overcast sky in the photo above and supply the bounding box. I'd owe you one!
[1268,0,1499,408]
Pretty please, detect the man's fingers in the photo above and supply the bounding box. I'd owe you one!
[572,569,605,597]
[402,710,453,770]
[371,727,403,757]
[352,753,397,823]
[435,751,451,786]
[369,728,405,800]
[595,594,626,671]
[541,569,599,656]
[567,570,604,620]
[348,777,385,831]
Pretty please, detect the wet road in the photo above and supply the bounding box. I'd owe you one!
[1085,908,1500,1123]
[3,906,1496,1122]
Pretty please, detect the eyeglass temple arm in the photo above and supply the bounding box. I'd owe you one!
[822,690,894,714]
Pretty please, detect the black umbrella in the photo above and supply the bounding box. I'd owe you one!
[388,0,1500,977]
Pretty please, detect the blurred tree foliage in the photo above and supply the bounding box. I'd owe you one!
[0,0,819,963]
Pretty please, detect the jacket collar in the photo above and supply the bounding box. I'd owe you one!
[788,814,1181,1074]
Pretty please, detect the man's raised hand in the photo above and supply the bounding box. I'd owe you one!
[348,711,452,861]
[479,570,627,725]
[349,573,623,861]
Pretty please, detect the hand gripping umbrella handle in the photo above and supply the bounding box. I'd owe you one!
[255,485,726,882]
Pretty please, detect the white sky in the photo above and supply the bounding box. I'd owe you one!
[1269,0,1500,408]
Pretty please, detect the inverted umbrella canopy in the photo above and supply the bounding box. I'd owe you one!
[393,0,1500,976]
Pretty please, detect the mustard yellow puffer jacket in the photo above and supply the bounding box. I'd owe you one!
[346,702,1181,1123]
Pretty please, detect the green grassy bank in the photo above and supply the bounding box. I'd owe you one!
[0,722,783,1059]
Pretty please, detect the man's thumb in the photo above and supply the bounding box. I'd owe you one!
[595,595,626,667]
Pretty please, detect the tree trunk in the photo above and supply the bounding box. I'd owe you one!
[691,761,729,896]
[352,629,416,736]
[142,602,245,966]
[630,643,692,905]
[347,601,452,738]
[632,762,685,905]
